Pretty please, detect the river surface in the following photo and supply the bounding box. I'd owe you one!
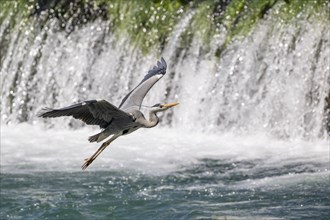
[1,124,329,219]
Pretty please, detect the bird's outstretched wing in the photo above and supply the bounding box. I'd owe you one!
[38,100,131,128]
[119,57,167,111]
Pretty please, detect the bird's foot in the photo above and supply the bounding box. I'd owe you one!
[82,157,93,170]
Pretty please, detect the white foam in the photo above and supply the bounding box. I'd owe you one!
[1,124,328,176]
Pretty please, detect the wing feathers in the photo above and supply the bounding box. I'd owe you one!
[38,100,130,128]
[119,57,167,110]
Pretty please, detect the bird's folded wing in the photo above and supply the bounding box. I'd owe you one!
[38,100,131,128]
[119,57,167,111]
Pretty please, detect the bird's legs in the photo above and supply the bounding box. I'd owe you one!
[82,134,120,170]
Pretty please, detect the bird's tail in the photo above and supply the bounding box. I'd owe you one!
[88,133,100,142]
[88,131,110,143]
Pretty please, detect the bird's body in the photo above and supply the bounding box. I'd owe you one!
[38,57,178,170]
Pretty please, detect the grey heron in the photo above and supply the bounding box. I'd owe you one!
[38,57,178,170]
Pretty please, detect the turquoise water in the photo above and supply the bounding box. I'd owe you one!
[1,163,329,220]
[1,125,329,219]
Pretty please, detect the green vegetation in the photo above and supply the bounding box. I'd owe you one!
[277,0,329,21]
[216,0,329,46]
[0,0,31,27]
[220,0,278,45]
[0,0,328,54]
[104,0,188,53]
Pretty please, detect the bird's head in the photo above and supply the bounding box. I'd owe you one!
[150,102,179,112]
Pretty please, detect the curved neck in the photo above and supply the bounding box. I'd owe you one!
[144,110,159,128]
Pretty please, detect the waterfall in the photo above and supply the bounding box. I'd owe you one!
[0,1,329,140]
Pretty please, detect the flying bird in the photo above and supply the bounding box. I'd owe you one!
[38,57,178,170]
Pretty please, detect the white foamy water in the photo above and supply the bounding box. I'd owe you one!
[1,124,328,179]
[1,7,329,140]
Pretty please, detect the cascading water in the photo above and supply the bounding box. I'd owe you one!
[1,1,329,140]
[0,2,330,138]
[1,1,329,219]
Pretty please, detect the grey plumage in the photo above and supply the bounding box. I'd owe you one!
[38,57,178,170]
[119,57,167,111]
[38,100,129,129]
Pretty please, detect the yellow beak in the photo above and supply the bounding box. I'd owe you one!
[161,102,179,108]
